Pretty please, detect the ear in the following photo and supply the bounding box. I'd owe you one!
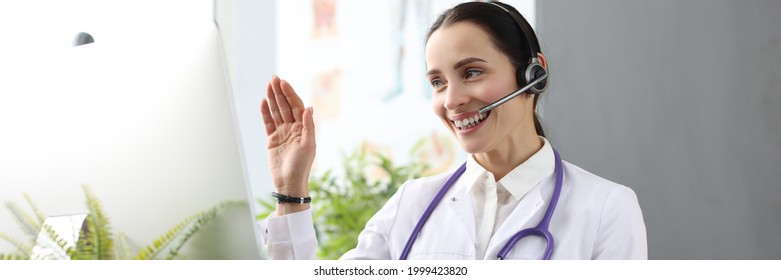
[537,52,548,70]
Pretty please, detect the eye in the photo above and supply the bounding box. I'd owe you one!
[464,69,483,79]
[430,78,444,89]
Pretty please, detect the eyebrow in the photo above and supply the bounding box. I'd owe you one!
[426,57,487,76]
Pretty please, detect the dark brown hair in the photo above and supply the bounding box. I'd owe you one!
[426,2,546,137]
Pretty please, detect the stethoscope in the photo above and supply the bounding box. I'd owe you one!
[399,148,564,260]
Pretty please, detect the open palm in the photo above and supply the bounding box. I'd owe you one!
[260,76,315,198]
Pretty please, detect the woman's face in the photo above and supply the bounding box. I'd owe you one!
[426,22,534,154]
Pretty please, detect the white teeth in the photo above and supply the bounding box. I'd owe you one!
[453,112,489,130]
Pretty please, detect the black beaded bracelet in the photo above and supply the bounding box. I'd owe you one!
[271,192,312,204]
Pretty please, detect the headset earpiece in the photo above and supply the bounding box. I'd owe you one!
[526,62,547,94]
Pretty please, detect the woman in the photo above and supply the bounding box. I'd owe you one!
[259,2,647,260]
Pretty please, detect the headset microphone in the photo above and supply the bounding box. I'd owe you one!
[479,73,547,114]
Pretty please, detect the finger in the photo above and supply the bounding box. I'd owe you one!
[259,98,276,136]
[302,107,316,150]
[266,77,283,126]
[280,79,305,122]
[270,77,295,123]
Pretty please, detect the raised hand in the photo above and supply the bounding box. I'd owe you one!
[260,75,316,214]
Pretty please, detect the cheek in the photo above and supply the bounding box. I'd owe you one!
[473,81,514,104]
[431,95,445,118]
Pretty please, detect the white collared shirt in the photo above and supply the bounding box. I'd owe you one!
[464,137,554,258]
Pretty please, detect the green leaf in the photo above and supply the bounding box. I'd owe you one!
[2,193,74,260]
[73,185,114,260]
[0,231,32,259]
[23,193,46,225]
[33,223,77,259]
[134,200,245,260]
[164,201,245,260]
[5,201,41,238]
[133,212,198,260]
[113,232,134,260]
[0,253,24,260]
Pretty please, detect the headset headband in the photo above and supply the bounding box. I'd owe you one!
[487,2,541,62]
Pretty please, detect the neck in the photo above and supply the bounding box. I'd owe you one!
[473,133,543,181]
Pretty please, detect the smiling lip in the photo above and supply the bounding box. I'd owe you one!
[449,110,490,135]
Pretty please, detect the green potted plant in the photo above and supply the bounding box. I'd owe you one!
[1,185,245,260]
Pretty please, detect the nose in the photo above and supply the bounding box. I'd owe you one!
[443,83,469,111]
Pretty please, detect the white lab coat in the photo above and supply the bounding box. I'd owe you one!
[262,160,647,260]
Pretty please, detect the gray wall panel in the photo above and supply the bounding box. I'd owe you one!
[538,0,781,259]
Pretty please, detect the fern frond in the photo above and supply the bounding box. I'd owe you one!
[165,201,245,260]
[73,185,114,260]
[5,201,41,238]
[133,212,200,260]
[134,200,246,260]
[23,193,46,225]
[0,253,24,260]
[163,212,215,260]
[0,231,32,259]
[38,223,75,260]
[113,232,134,260]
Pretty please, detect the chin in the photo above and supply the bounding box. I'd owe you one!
[456,138,487,155]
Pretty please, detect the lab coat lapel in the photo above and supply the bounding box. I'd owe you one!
[484,182,547,259]
[445,184,476,245]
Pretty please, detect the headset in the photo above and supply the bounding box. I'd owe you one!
[479,2,548,114]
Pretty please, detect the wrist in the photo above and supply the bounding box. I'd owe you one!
[275,202,310,215]
[272,191,311,215]
[271,192,311,204]
[274,183,309,197]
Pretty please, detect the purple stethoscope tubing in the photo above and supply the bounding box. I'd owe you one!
[399,148,563,260]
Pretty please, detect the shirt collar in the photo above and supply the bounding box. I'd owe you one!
[463,152,492,194]
[463,137,555,200]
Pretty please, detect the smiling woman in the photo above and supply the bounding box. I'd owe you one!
[258,1,646,260]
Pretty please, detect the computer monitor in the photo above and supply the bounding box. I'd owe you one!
[0,4,263,259]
